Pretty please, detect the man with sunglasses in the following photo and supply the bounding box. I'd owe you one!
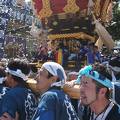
[32,61,79,120]
[78,64,120,120]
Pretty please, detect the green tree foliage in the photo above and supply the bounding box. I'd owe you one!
[107,1,120,40]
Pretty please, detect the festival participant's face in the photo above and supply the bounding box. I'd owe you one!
[80,76,97,105]
[35,67,52,93]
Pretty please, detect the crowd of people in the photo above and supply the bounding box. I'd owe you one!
[32,41,120,71]
[0,54,119,120]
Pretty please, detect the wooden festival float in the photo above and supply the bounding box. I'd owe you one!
[30,0,114,99]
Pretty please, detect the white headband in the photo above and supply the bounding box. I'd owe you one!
[6,68,28,81]
[0,77,5,84]
[42,62,67,87]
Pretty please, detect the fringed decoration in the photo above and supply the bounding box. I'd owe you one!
[63,0,79,13]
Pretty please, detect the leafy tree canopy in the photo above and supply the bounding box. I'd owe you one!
[107,1,120,41]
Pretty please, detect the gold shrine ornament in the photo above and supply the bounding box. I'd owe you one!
[48,32,95,41]
[39,0,53,19]
[94,0,101,17]
[63,0,80,14]
[101,0,111,22]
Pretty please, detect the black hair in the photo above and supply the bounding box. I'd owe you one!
[47,71,53,78]
[47,71,60,82]
[93,63,112,80]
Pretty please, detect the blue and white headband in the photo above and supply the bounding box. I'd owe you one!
[42,62,67,87]
[6,68,28,81]
[76,65,113,89]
